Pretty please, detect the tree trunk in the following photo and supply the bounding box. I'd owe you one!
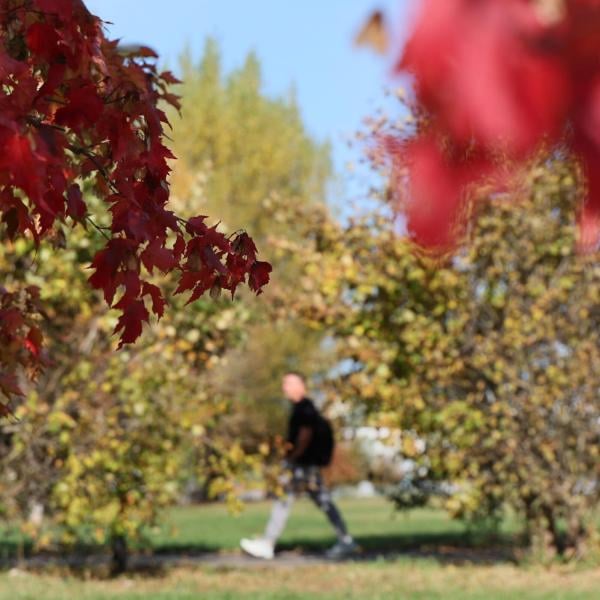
[541,505,563,556]
[523,498,559,561]
[565,513,594,559]
[110,534,128,576]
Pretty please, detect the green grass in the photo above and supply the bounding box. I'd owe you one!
[0,498,598,599]
[149,497,518,555]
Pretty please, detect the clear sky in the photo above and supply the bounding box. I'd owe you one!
[85,0,415,203]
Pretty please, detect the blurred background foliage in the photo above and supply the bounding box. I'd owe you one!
[277,154,600,560]
[1,38,600,568]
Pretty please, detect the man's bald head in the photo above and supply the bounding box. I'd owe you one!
[282,372,306,403]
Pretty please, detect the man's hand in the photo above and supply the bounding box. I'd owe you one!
[288,426,313,461]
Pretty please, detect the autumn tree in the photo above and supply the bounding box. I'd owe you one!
[285,154,600,559]
[169,41,333,445]
[435,160,600,559]
[0,1,269,413]
[0,189,261,573]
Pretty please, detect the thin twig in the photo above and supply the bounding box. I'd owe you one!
[85,216,110,240]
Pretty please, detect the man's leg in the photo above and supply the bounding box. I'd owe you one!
[306,467,352,544]
[240,468,296,559]
[264,492,295,544]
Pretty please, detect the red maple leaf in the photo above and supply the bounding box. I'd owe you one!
[113,299,150,348]
[249,261,272,293]
[66,184,87,221]
[55,85,104,131]
[24,326,44,357]
[140,238,177,273]
[142,282,166,318]
[0,373,23,398]
[400,0,569,154]
[89,239,137,305]
[0,131,45,207]
[26,23,65,62]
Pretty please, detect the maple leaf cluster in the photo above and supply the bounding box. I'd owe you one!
[387,0,600,252]
[0,0,271,404]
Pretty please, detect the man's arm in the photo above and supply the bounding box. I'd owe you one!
[288,426,313,461]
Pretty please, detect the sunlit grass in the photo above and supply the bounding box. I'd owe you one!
[149,497,518,554]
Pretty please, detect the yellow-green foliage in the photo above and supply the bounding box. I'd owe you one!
[171,39,330,244]
[169,40,335,445]
[284,158,600,558]
[0,191,257,550]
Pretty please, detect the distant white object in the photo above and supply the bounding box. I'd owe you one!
[355,480,377,498]
[28,502,44,526]
[238,489,266,502]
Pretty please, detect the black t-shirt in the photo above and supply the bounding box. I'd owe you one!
[287,397,324,466]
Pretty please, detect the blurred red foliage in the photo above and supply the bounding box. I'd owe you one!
[389,0,600,252]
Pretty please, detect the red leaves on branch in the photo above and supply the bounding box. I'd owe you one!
[249,261,273,292]
[388,0,600,252]
[113,299,150,348]
[55,85,104,130]
[0,0,270,406]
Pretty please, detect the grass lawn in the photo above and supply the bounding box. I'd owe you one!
[148,497,517,555]
[0,497,598,599]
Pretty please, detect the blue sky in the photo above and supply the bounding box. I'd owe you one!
[86,0,414,203]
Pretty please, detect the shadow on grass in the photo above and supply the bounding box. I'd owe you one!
[153,529,522,565]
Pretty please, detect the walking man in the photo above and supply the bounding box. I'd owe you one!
[240,372,356,560]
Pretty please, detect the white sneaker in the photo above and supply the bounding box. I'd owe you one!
[240,537,275,560]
